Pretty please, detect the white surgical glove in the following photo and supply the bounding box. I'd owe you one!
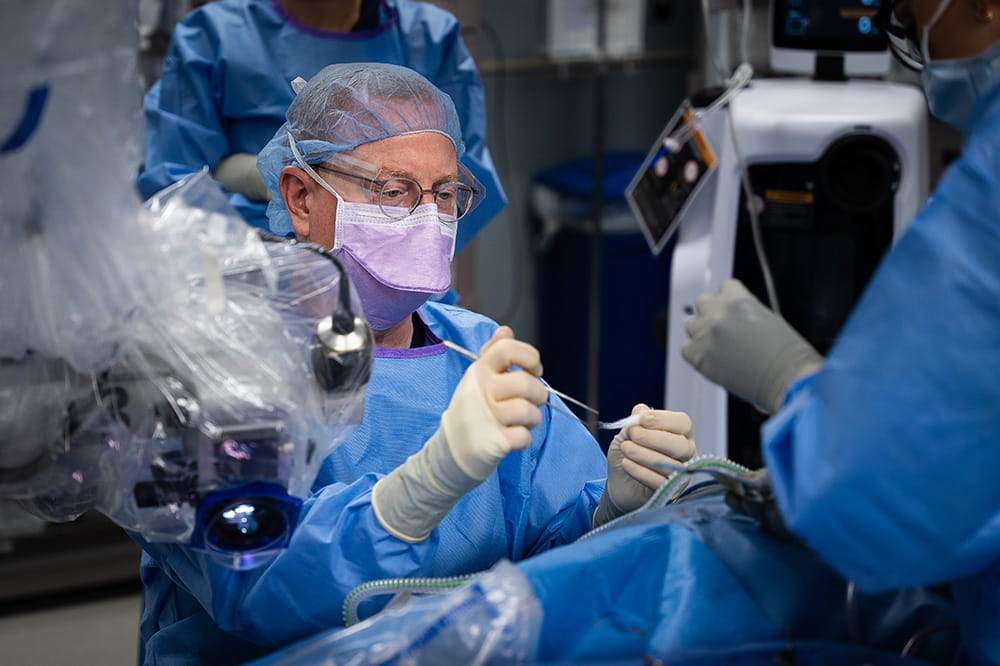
[682,279,823,414]
[372,327,548,542]
[593,404,697,527]
[213,153,271,202]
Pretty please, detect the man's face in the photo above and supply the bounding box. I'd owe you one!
[307,131,459,250]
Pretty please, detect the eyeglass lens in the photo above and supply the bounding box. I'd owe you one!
[377,177,474,221]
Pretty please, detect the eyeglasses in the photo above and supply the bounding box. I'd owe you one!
[313,164,477,223]
[874,0,924,71]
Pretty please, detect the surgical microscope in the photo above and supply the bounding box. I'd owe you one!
[0,0,373,571]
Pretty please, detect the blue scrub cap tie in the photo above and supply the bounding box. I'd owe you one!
[259,62,466,235]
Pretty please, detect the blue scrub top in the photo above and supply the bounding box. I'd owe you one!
[137,0,506,252]
[133,302,606,665]
[762,77,1000,665]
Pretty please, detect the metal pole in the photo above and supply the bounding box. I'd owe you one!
[586,0,608,436]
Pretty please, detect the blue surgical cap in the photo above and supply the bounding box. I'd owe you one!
[259,62,466,235]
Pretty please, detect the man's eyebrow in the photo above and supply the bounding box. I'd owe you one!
[380,168,460,184]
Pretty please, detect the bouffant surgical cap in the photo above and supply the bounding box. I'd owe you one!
[258,62,466,235]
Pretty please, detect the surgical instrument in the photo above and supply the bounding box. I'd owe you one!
[441,340,602,424]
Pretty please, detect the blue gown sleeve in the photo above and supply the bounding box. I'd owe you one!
[137,12,266,226]
[761,105,1000,593]
[135,474,445,648]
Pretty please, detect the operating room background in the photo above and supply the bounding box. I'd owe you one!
[465,0,696,339]
[0,1,963,663]
[465,0,701,447]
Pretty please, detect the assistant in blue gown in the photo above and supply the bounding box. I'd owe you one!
[762,74,1000,666]
[133,302,606,665]
[137,0,505,252]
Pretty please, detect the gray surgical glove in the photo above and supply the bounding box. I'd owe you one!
[681,279,823,414]
[213,153,271,202]
[372,327,548,542]
[593,404,697,527]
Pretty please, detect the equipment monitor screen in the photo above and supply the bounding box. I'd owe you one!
[770,0,889,75]
[626,101,717,256]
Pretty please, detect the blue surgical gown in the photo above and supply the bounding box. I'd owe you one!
[137,0,506,252]
[763,76,1000,665]
[133,302,606,665]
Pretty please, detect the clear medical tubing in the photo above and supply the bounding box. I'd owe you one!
[344,572,474,627]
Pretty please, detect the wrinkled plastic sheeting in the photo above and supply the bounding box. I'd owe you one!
[248,560,543,666]
[116,172,366,529]
[0,0,159,372]
[0,1,371,547]
[0,169,365,530]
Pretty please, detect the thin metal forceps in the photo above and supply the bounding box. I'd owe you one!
[441,339,599,424]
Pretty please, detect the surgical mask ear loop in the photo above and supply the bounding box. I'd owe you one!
[287,130,356,252]
[921,0,956,64]
[287,131,347,206]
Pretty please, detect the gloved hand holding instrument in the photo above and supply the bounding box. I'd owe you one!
[372,326,548,542]
[373,326,699,539]
[681,279,823,414]
[593,403,697,527]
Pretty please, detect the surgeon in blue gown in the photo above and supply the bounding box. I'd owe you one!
[137,0,505,252]
[131,62,698,665]
[682,0,1000,662]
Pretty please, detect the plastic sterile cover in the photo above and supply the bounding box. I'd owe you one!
[88,170,372,540]
[0,1,157,372]
[0,0,372,555]
[247,560,543,666]
[2,170,372,543]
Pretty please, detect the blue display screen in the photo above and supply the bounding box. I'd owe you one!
[772,0,887,52]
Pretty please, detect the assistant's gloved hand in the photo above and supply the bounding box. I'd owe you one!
[681,279,823,414]
[593,404,697,527]
[213,153,271,202]
[372,327,548,542]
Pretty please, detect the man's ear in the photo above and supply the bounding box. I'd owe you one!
[279,165,312,239]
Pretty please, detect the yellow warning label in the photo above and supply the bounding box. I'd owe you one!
[765,189,814,204]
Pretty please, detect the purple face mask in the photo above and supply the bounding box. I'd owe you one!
[332,200,456,330]
[287,136,457,330]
